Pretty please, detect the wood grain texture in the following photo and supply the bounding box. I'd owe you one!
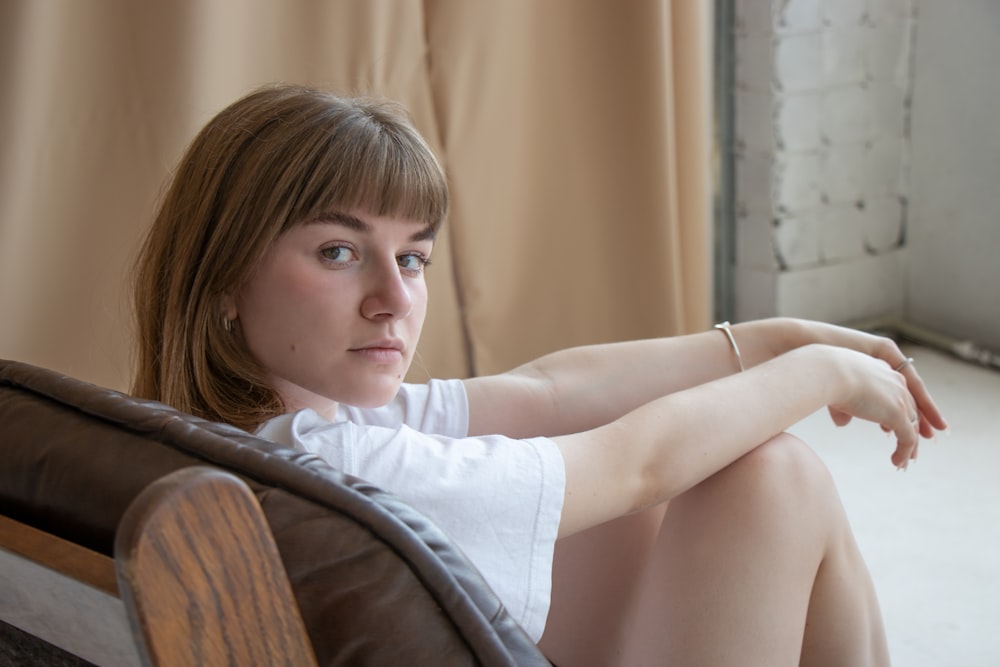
[115,467,318,667]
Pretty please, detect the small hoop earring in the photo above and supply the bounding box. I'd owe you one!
[223,316,233,333]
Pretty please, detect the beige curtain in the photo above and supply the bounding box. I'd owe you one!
[0,0,712,391]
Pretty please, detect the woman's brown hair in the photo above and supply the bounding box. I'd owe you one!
[131,84,449,431]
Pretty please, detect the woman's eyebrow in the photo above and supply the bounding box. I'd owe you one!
[409,224,438,242]
[312,211,436,242]
[312,211,370,232]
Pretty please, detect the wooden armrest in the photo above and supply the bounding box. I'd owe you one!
[115,466,318,667]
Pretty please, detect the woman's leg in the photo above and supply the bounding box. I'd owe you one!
[539,505,668,666]
[540,433,889,667]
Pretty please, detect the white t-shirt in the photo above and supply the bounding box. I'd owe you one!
[256,378,565,642]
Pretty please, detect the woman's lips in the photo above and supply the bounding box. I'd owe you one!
[351,342,404,364]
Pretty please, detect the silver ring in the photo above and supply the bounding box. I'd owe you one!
[894,357,914,372]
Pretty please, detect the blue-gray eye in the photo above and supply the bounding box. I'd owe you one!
[320,245,355,264]
[398,253,430,273]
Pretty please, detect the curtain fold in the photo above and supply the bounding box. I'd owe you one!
[0,0,712,390]
[426,0,713,375]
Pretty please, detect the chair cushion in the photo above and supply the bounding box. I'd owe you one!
[0,359,550,667]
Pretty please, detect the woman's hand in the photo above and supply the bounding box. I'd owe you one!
[760,318,948,454]
[552,342,938,535]
[821,344,947,469]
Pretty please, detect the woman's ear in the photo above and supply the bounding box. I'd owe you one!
[221,294,239,321]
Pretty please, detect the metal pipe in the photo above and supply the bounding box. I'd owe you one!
[850,317,1000,372]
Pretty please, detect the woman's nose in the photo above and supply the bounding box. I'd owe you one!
[360,260,412,320]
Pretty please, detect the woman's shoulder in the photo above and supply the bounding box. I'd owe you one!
[337,378,468,435]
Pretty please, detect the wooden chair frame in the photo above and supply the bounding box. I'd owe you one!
[1,467,318,666]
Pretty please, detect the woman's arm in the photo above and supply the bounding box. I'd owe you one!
[464,317,946,439]
[548,343,926,537]
[463,318,792,438]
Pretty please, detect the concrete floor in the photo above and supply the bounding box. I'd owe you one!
[789,345,1000,666]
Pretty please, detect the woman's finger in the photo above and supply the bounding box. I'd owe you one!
[828,406,853,427]
[893,358,949,432]
[889,397,921,469]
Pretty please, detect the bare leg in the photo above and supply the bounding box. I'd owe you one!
[539,505,668,666]
[540,433,889,667]
[798,503,889,667]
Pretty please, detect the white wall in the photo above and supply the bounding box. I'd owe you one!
[731,0,1000,355]
[732,0,915,324]
[907,0,1000,351]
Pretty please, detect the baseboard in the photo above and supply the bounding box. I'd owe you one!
[848,317,1000,372]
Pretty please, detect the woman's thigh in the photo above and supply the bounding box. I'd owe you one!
[540,433,843,667]
[619,433,845,666]
[538,504,668,667]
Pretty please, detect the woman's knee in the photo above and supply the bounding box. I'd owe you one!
[736,432,833,493]
[685,432,840,527]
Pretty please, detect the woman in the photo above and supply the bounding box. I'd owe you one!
[132,84,947,666]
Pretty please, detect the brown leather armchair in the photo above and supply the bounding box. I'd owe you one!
[0,359,551,666]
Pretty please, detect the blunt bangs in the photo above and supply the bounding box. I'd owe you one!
[277,96,449,235]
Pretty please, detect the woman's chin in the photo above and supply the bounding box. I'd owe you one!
[339,380,405,409]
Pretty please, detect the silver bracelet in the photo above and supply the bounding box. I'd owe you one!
[714,321,745,372]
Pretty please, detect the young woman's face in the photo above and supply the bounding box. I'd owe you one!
[233,211,435,419]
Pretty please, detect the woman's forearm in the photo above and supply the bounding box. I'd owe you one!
[551,343,919,536]
[465,318,918,441]
[612,346,835,498]
[491,318,807,436]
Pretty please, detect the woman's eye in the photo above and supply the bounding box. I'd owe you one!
[320,245,355,264]
[398,253,430,273]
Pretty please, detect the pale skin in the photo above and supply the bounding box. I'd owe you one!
[230,212,949,667]
[469,322,946,666]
